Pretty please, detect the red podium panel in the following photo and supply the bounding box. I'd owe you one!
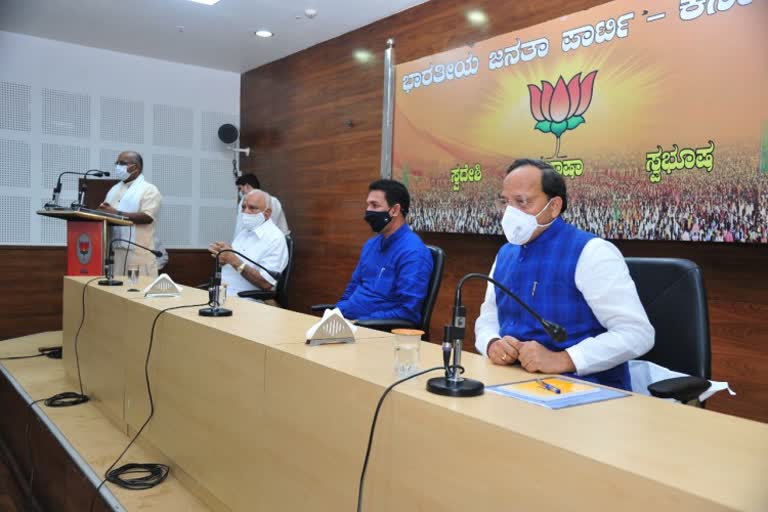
[38,208,132,276]
[66,221,104,276]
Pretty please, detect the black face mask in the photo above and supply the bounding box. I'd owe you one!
[364,210,391,233]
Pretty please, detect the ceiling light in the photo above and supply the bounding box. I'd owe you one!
[254,30,273,38]
[466,9,488,26]
[353,49,373,64]
[186,0,222,5]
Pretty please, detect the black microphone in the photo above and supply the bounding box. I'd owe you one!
[426,272,568,398]
[99,238,163,286]
[199,248,282,317]
[73,170,111,209]
[46,170,110,208]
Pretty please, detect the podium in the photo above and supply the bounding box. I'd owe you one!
[37,208,133,276]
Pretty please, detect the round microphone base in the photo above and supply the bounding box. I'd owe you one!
[426,376,484,397]
[98,279,123,286]
[199,307,233,317]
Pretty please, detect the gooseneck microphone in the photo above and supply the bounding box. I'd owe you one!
[99,238,162,286]
[46,170,110,208]
[426,272,568,397]
[73,170,111,208]
[199,248,281,317]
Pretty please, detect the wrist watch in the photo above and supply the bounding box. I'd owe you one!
[236,262,247,274]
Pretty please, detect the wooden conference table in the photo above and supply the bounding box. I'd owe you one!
[7,276,768,511]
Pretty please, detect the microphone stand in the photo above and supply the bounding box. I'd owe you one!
[72,170,109,209]
[45,170,108,209]
[426,273,567,397]
[199,248,281,317]
[99,238,162,286]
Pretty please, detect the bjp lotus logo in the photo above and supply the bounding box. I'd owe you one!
[76,233,92,265]
[528,71,597,159]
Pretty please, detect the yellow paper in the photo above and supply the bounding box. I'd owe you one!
[503,378,599,400]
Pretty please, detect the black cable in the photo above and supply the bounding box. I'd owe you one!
[0,347,62,361]
[88,301,210,512]
[356,365,453,512]
[0,353,46,361]
[44,276,101,407]
[122,224,134,275]
[26,398,47,489]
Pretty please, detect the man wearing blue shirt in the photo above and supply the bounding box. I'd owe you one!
[336,179,433,324]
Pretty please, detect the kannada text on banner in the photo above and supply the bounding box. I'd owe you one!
[392,0,768,243]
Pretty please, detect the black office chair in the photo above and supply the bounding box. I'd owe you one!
[238,235,294,307]
[625,257,712,404]
[311,245,445,340]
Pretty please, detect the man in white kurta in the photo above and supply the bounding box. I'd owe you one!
[98,151,162,277]
[233,174,289,237]
[210,190,288,297]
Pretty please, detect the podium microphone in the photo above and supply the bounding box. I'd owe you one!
[46,170,109,208]
[199,248,281,317]
[426,272,567,397]
[73,170,110,208]
[99,238,162,286]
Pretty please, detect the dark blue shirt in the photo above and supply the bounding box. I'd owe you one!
[337,224,433,324]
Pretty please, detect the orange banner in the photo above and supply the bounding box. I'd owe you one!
[393,0,768,243]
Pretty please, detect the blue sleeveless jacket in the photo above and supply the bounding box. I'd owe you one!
[494,218,630,390]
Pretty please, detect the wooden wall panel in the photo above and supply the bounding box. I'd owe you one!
[240,0,768,422]
[0,248,210,341]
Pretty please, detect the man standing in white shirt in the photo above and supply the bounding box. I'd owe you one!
[475,159,654,391]
[98,151,162,277]
[234,174,289,236]
[210,189,288,297]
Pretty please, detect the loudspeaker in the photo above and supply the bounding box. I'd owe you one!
[218,123,239,144]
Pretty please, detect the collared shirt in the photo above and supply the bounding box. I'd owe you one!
[221,219,288,296]
[337,224,433,324]
[475,237,654,376]
[234,195,290,237]
[107,176,161,275]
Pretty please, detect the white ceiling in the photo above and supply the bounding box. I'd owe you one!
[0,0,428,73]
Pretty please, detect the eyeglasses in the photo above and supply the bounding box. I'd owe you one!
[115,160,134,166]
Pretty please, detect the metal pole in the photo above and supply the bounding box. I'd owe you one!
[380,38,396,179]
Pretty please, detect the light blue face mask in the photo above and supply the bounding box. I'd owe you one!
[115,164,131,181]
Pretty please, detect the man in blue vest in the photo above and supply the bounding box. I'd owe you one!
[475,159,654,390]
[336,179,433,325]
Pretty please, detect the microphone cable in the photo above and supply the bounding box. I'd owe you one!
[25,397,48,489]
[356,365,460,512]
[0,346,61,361]
[122,224,134,274]
[44,276,102,407]
[88,300,211,512]
[0,353,46,361]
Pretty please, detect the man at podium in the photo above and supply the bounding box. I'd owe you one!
[98,151,163,277]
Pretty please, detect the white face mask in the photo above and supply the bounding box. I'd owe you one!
[241,212,266,231]
[115,164,130,181]
[501,199,555,245]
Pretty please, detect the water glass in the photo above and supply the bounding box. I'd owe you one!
[392,329,424,377]
[126,264,140,286]
[219,283,228,306]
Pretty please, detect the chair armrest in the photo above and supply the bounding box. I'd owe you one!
[647,376,711,403]
[354,319,418,333]
[310,303,336,313]
[238,290,276,301]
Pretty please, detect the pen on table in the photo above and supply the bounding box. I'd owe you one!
[538,379,561,394]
